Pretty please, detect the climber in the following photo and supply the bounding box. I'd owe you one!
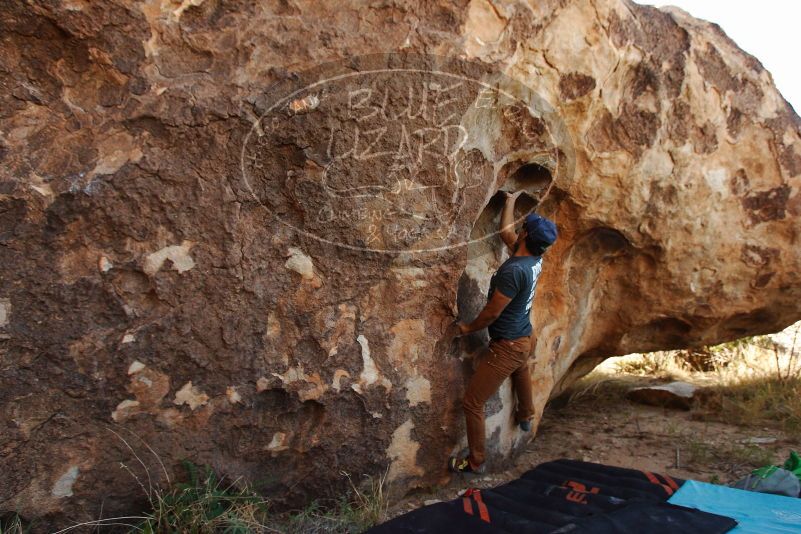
[446,191,557,474]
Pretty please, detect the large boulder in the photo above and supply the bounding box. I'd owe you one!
[1,0,799,526]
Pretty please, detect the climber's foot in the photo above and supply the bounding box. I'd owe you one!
[448,456,484,474]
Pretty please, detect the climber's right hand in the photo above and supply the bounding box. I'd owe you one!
[443,319,466,339]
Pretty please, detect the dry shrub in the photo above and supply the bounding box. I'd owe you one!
[272,469,389,534]
[694,375,801,433]
[612,351,690,379]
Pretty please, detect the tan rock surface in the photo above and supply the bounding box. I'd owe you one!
[0,0,799,526]
[627,381,698,410]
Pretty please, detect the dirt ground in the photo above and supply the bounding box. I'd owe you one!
[388,377,800,517]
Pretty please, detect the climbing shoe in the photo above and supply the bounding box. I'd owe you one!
[448,456,484,474]
[519,420,532,432]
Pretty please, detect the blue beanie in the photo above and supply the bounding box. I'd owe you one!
[524,214,558,245]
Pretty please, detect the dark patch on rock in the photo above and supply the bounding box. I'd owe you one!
[696,43,740,93]
[763,115,801,176]
[667,101,690,144]
[586,111,618,153]
[129,76,149,95]
[742,184,792,224]
[727,107,745,139]
[124,115,169,138]
[753,271,776,288]
[777,144,801,177]
[559,72,596,100]
[667,107,721,151]
[731,80,764,114]
[627,63,659,99]
[587,105,660,156]
[609,7,689,98]
[498,104,550,153]
[155,43,215,78]
[616,104,660,153]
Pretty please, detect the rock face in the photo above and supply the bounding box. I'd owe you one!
[1,0,800,526]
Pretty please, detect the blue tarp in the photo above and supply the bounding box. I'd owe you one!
[668,480,801,533]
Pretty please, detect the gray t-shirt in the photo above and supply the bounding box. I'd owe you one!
[487,255,543,340]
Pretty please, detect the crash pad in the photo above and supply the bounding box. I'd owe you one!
[369,460,737,533]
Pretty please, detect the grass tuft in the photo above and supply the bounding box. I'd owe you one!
[123,462,388,533]
[134,460,270,534]
[665,424,779,475]
[0,513,29,534]
[272,468,389,534]
[694,376,801,433]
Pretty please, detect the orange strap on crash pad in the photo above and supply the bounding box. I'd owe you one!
[642,470,674,496]
[662,473,680,490]
[472,489,491,523]
[462,495,473,515]
[462,488,490,523]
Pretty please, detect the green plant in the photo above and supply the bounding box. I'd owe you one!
[134,460,270,534]
[0,513,29,534]
[129,462,388,534]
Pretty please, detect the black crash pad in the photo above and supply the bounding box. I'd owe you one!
[368,459,737,533]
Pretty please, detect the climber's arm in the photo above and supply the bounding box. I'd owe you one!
[458,289,512,334]
[499,191,522,253]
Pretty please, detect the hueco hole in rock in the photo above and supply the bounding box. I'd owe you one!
[1,0,799,531]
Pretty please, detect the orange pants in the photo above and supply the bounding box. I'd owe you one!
[463,335,534,467]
